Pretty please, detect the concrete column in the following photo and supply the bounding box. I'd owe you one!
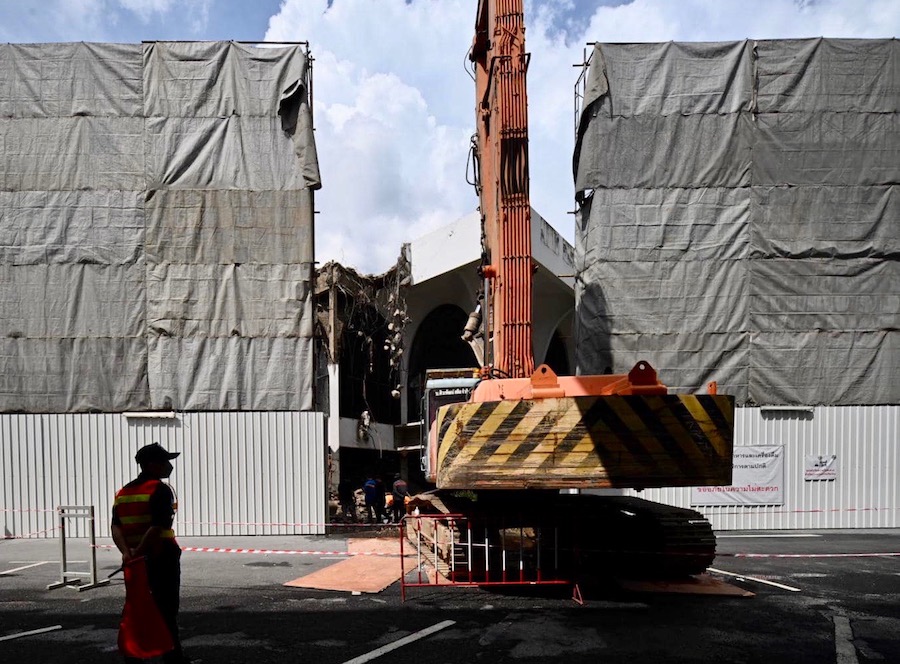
[327,363,340,453]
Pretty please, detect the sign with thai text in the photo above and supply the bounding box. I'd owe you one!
[804,454,838,481]
[691,445,784,506]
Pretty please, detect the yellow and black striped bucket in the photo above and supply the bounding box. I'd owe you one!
[435,394,734,490]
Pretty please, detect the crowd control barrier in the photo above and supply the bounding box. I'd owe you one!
[46,506,110,592]
[399,513,580,603]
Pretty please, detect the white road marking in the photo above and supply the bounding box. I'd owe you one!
[0,625,63,642]
[708,567,802,592]
[341,620,456,664]
[0,561,51,575]
[10,560,85,564]
[833,615,859,664]
[717,534,821,538]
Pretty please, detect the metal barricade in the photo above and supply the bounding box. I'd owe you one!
[400,513,578,602]
[47,506,110,592]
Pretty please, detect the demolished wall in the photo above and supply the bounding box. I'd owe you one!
[314,253,411,425]
[574,39,899,406]
[0,41,320,412]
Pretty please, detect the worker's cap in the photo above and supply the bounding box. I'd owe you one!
[135,442,180,465]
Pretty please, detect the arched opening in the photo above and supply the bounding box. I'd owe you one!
[338,299,400,425]
[406,304,478,421]
[542,328,571,376]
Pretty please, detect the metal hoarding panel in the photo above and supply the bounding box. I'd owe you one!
[0,411,326,539]
[632,406,899,530]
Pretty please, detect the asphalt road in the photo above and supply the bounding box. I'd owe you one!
[2,530,898,663]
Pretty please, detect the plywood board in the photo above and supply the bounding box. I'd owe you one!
[347,538,402,555]
[616,573,754,597]
[284,539,406,593]
[284,555,402,593]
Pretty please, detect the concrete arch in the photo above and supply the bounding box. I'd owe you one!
[537,309,574,376]
[406,303,479,420]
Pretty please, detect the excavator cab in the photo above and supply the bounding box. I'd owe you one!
[420,368,481,482]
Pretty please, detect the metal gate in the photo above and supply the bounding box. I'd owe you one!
[399,514,577,601]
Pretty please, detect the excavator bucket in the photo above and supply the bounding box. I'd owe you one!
[433,372,734,491]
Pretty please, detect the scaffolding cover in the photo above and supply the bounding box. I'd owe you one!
[575,38,899,406]
[0,41,320,412]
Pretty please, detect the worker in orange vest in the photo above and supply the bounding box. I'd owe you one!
[112,442,190,663]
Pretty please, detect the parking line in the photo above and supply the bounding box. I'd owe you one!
[0,625,62,642]
[833,615,859,664]
[718,534,821,538]
[0,561,51,576]
[341,620,456,664]
[708,567,802,592]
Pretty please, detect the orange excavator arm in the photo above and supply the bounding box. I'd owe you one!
[470,0,534,378]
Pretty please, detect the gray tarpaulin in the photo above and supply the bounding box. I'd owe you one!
[0,41,319,412]
[575,38,899,406]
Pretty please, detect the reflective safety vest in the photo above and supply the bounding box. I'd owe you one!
[113,479,176,548]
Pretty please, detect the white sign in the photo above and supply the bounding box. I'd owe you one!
[691,445,784,506]
[804,454,838,481]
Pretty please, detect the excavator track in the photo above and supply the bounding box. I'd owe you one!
[408,490,716,582]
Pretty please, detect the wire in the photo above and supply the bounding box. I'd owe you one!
[464,45,475,82]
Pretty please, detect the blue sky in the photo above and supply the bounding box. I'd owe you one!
[3,0,899,273]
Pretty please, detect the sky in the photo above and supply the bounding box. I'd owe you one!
[3,0,899,274]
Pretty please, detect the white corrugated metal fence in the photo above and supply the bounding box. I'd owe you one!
[636,406,899,530]
[3,406,896,536]
[1,411,327,539]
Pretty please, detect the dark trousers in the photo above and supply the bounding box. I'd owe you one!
[124,546,183,663]
[392,499,406,523]
[366,501,385,523]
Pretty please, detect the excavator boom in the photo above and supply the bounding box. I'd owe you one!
[471,0,534,378]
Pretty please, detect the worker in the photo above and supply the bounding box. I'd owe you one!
[337,477,356,522]
[391,473,410,523]
[374,476,387,523]
[363,473,379,523]
[112,442,190,664]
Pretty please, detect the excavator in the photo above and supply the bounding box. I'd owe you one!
[408,0,734,584]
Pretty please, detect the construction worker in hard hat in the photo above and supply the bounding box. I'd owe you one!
[112,443,192,664]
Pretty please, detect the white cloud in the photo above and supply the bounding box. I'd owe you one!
[0,0,215,41]
[13,0,111,40]
[582,0,900,42]
[266,0,476,273]
[264,0,899,274]
[117,0,211,31]
[118,0,175,21]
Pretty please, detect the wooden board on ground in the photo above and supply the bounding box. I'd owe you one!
[615,573,755,597]
[347,538,402,555]
[284,538,406,594]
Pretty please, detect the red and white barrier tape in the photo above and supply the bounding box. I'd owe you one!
[178,521,396,528]
[706,506,900,517]
[722,552,900,559]
[2,526,60,539]
[181,546,403,557]
[93,544,402,557]
[1,508,58,513]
